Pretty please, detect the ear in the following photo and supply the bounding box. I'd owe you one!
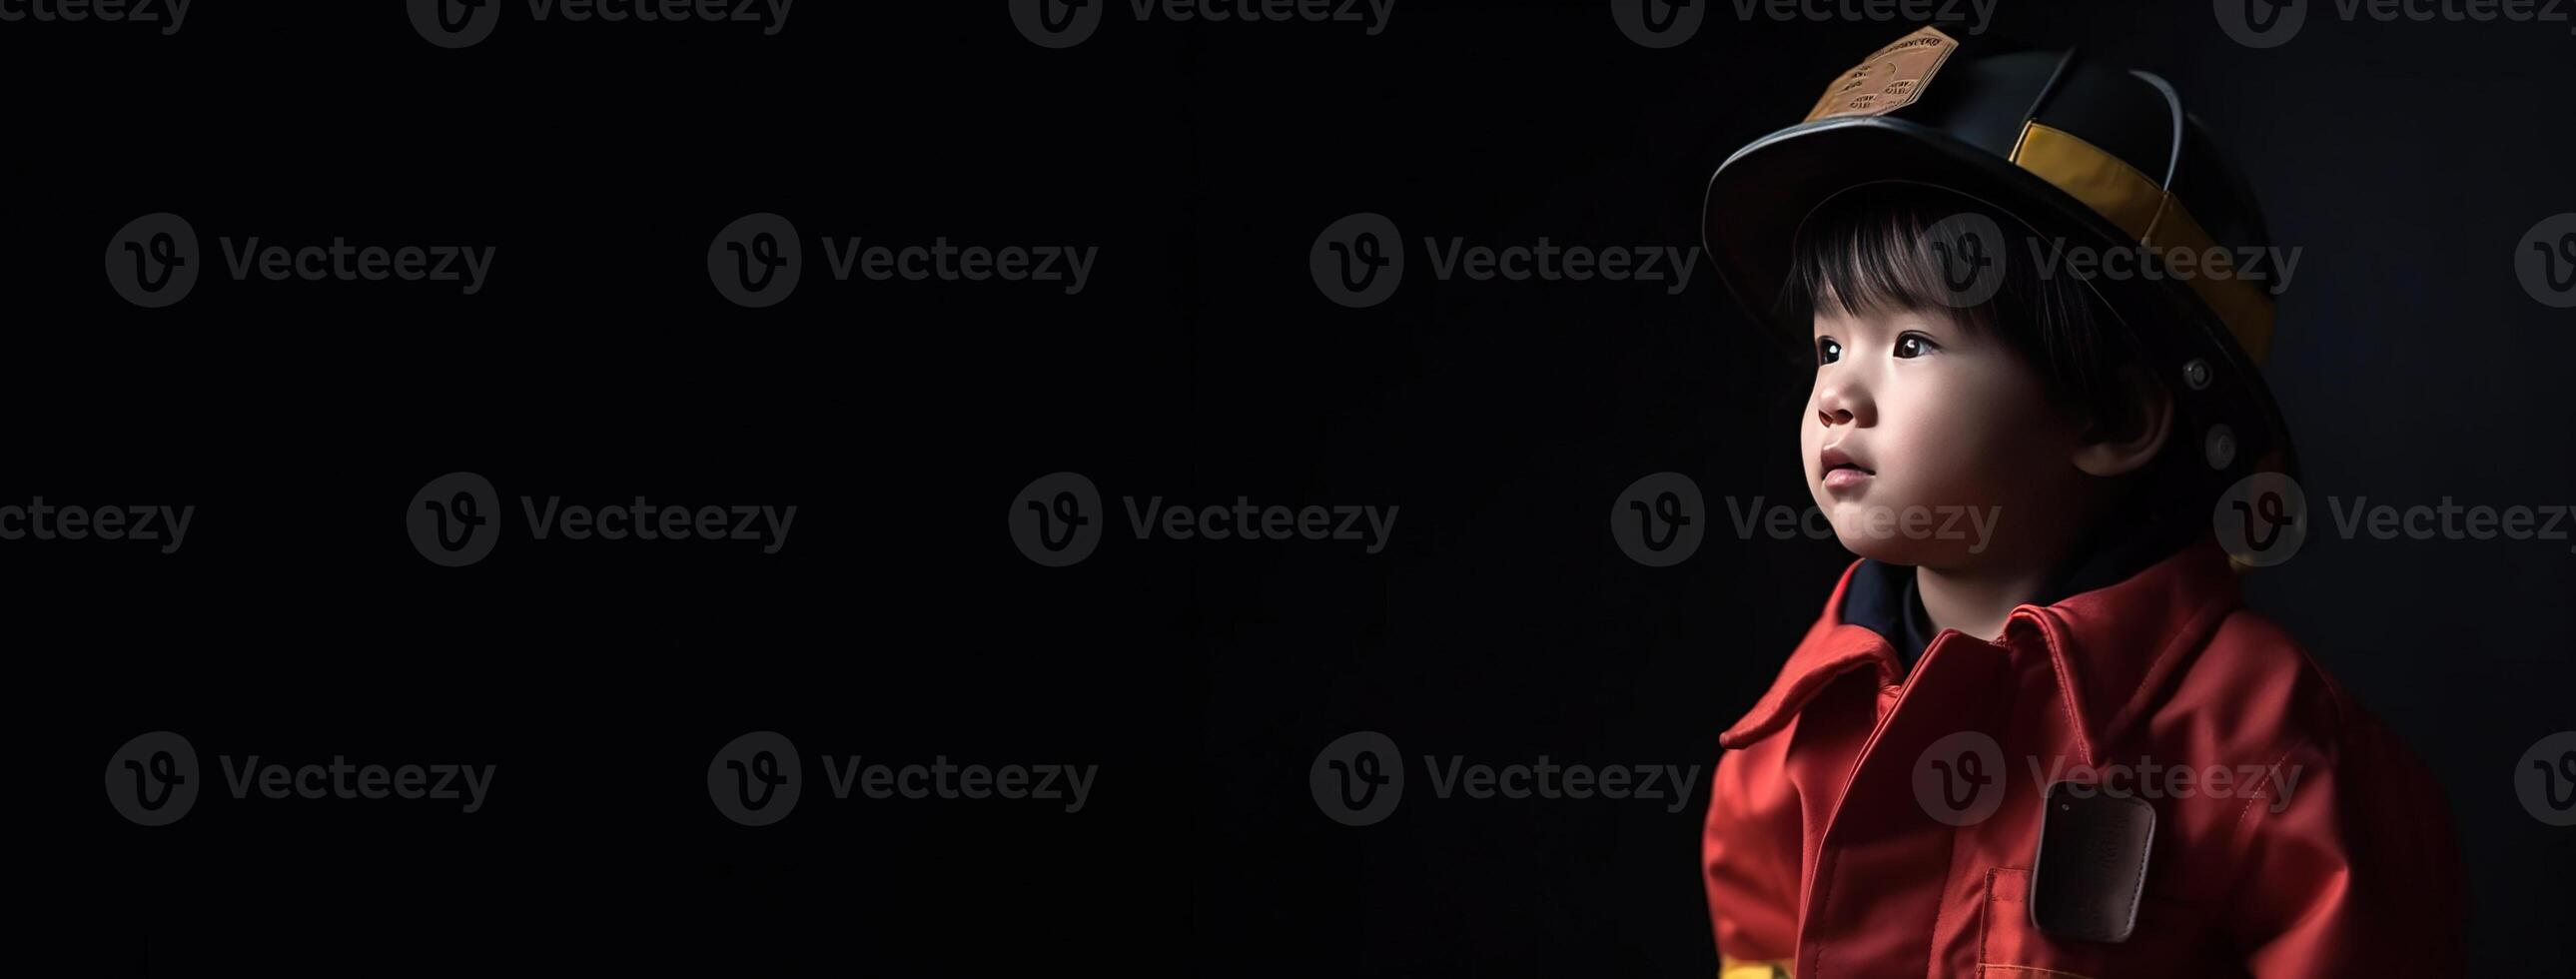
[2071,364,2174,478]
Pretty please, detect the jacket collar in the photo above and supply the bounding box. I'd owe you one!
[1719,534,2243,766]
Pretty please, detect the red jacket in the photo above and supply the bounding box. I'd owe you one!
[1703,536,2465,977]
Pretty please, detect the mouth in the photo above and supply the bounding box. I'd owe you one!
[1819,446,1875,491]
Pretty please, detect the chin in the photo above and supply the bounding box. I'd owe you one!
[1816,491,1976,567]
[1816,495,1909,564]
[1831,530,1934,566]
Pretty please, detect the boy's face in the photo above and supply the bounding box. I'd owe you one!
[1802,302,2088,568]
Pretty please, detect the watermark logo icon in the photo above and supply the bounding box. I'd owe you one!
[2515,213,2576,309]
[2214,472,2308,566]
[2214,0,2306,48]
[105,213,201,309]
[1926,211,2007,308]
[1612,0,1704,48]
[1311,213,1404,308]
[1311,730,1403,826]
[107,731,201,826]
[410,0,503,48]
[409,472,501,567]
[710,730,803,826]
[1611,472,1705,566]
[2517,731,2576,827]
[1913,730,2006,826]
[1010,472,1105,566]
[1011,0,1102,47]
[709,212,804,308]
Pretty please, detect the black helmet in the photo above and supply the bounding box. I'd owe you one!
[1702,27,2297,490]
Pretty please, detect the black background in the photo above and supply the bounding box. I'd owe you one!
[12,1,2571,974]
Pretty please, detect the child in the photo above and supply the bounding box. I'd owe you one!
[1696,28,2465,978]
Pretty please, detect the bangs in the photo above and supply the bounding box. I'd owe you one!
[1778,185,1993,329]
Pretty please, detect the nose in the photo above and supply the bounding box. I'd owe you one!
[1814,373,1871,429]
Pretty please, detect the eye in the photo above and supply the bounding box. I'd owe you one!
[1894,333,1940,359]
[1816,338,1842,365]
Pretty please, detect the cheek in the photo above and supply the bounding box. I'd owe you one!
[1797,392,1826,457]
[1880,364,2064,497]
[1797,385,1841,496]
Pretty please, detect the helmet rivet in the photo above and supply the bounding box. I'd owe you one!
[2205,425,2238,471]
[2183,359,2213,391]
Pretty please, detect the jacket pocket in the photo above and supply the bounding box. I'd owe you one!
[1977,868,2215,978]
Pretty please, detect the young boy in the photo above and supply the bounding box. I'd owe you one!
[1696,29,2465,978]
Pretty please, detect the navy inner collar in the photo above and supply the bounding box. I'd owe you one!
[1836,505,2201,670]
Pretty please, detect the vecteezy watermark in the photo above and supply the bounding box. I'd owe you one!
[409,0,794,49]
[2324,495,2576,554]
[1118,495,1399,552]
[2028,754,2303,814]
[1008,471,1397,566]
[2213,472,2309,565]
[707,731,1098,826]
[2213,0,2310,46]
[1310,731,1403,826]
[1309,212,1702,309]
[1611,472,1705,567]
[0,0,190,33]
[104,213,497,309]
[2028,236,2303,297]
[2216,0,2576,48]
[2515,730,2576,826]
[2516,213,2576,308]
[706,213,1097,308]
[1614,0,1997,48]
[105,732,200,826]
[1009,472,1105,566]
[1308,730,1703,827]
[407,471,797,567]
[1919,210,2304,309]
[2214,473,2576,565]
[1914,731,2008,826]
[0,497,195,553]
[1921,211,2008,308]
[1608,478,2002,567]
[1912,730,2305,827]
[1610,0,1706,48]
[1009,0,1394,49]
[1726,496,2001,552]
[106,730,497,826]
